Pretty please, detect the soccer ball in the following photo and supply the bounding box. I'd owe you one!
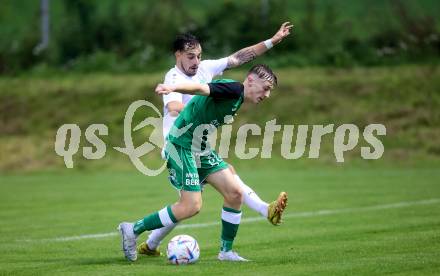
[166,234,200,265]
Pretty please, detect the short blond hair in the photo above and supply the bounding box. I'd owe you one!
[248,64,277,86]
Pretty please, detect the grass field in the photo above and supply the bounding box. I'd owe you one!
[1,165,439,275]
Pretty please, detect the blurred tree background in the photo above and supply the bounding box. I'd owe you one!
[0,0,439,75]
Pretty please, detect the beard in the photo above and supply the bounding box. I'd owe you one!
[180,61,198,76]
[185,66,197,76]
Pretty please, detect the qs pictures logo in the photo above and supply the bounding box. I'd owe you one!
[55,101,387,175]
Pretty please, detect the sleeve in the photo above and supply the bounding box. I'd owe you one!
[208,81,244,99]
[163,92,183,107]
[163,71,183,107]
[200,58,228,78]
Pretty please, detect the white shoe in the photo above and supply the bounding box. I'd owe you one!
[218,251,249,262]
[117,222,137,261]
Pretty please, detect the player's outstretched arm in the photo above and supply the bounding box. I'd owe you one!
[226,21,293,69]
[156,83,210,96]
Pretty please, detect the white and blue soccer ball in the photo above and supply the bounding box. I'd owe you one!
[166,234,200,265]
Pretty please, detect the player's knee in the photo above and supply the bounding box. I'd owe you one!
[227,187,243,205]
[175,194,202,219]
[184,198,202,217]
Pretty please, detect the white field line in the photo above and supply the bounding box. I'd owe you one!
[22,198,440,243]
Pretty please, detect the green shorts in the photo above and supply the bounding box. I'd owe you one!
[164,142,229,192]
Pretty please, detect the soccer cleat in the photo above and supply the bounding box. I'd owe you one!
[137,242,161,256]
[267,192,288,226]
[218,251,249,262]
[117,222,138,261]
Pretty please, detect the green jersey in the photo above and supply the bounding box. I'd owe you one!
[168,79,244,150]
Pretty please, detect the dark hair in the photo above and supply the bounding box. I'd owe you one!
[248,64,278,86]
[173,33,200,52]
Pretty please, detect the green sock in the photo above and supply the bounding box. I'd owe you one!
[133,205,178,235]
[133,212,163,235]
[220,207,241,252]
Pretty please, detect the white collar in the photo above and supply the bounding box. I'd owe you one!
[174,65,192,79]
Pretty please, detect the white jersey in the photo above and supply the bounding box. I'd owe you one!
[162,58,228,139]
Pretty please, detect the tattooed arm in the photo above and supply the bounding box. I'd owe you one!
[226,21,293,69]
[226,45,261,69]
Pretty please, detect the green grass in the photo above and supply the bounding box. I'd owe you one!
[1,166,439,275]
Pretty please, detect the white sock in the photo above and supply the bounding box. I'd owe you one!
[234,174,269,218]
[146,224,178,250]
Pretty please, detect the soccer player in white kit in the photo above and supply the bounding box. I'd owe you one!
[138,22,293,260]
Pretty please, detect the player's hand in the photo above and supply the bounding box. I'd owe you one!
[271,21,293,45]
[155,84,174,95]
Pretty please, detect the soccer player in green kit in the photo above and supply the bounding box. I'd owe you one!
[118,64,279,262]
[138,22,292,258]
